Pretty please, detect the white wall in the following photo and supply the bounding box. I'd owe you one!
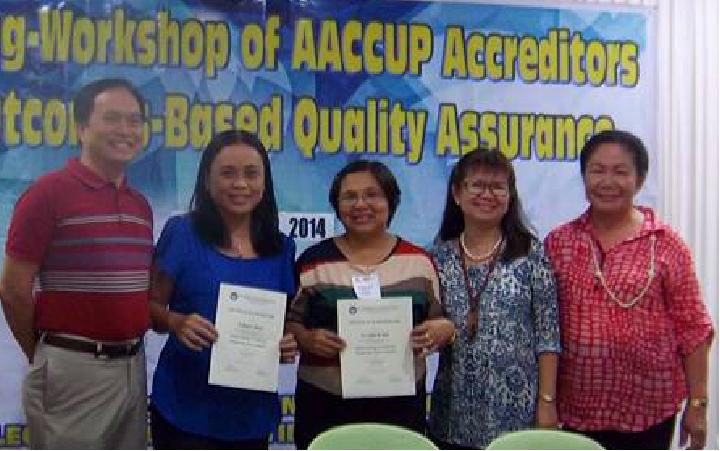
[656,0,719,448]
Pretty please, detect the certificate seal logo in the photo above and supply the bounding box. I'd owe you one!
[349,305,358,315]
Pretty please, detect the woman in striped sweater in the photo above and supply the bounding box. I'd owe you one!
[287,160,456,449]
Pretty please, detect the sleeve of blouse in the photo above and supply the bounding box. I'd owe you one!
[429,245,449,317]
[530,240,562,354]
[425,251,444,319]
[543,230,562,275]
[283,236,298,304]
[287,248,311,324]
[662,231,714,356]
[154,215,188,280]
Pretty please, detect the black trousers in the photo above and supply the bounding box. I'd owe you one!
[293,379,427,450]
[150,404,269,450]
[565,415,676,450]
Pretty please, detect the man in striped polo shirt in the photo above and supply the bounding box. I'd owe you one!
[0,78,152,449]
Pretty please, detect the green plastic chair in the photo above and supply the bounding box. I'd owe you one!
[486,429,604,450]
[307,423,438,450]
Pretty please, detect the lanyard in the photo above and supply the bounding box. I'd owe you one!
[458,240,500,340]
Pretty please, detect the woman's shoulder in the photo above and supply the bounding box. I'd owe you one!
[165,212,191,227]
[158,213,195,240]
[543,213,589,253]
[279,232,296,251]
[153,214,200,275]
[429,239,454,256]
[520,237,555,271]
[394,236,432,256]
[296,237,342,265]
[428,239,458,266]
[546,219,582,240]
[393,237,440,270]
[527,236,545,256]
[639,206,685,245]
[649,218,692,257]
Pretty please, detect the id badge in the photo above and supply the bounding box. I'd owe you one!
[351,273,381,300]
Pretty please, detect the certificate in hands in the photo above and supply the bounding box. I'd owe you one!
[209,283,286,392]
[337,297,415,399]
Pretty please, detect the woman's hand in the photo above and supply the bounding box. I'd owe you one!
[680,402,707,450]
[297,328,346,358]
[536,400,559,429]
[411,318,455,357]
[168,312,218,352]
[279,332,298,363]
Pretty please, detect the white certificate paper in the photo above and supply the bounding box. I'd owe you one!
[337,297,415,398]
[209,283,286,392]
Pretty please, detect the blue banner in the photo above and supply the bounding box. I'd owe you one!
[0,1,656,447]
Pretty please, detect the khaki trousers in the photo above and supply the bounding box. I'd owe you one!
[23,340,147,449]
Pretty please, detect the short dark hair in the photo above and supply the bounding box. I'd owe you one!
[189,130,283,256]
[73,78,146,125]
[437,149,535,261]
[328,160,401,226]
[579,129,649,186]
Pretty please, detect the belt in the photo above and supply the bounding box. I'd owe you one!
[40,333,142,359]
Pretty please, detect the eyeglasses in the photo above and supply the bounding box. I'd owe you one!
[463,180,509,197]
[100,112,145,129]
[338,190,386,206]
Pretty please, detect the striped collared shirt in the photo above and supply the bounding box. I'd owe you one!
[6,158,152,340]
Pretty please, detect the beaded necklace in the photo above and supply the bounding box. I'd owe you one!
[459,233,502,261]
[587,234,657,308]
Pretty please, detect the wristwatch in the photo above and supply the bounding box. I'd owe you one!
[540,393,556,403]
[689,397,708,408]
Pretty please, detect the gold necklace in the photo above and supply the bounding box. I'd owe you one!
[460,233,502,261]
[587,234,656,308]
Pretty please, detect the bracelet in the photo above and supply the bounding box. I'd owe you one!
[689,397,708,408]
[540,393,556,403]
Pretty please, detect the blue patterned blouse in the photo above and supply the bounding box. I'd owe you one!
[428,239,561,448]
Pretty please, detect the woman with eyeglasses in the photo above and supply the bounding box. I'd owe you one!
[544,130,713,450]
[427,150,561,449]
[286,160,456,449]
[148,130,298,449]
